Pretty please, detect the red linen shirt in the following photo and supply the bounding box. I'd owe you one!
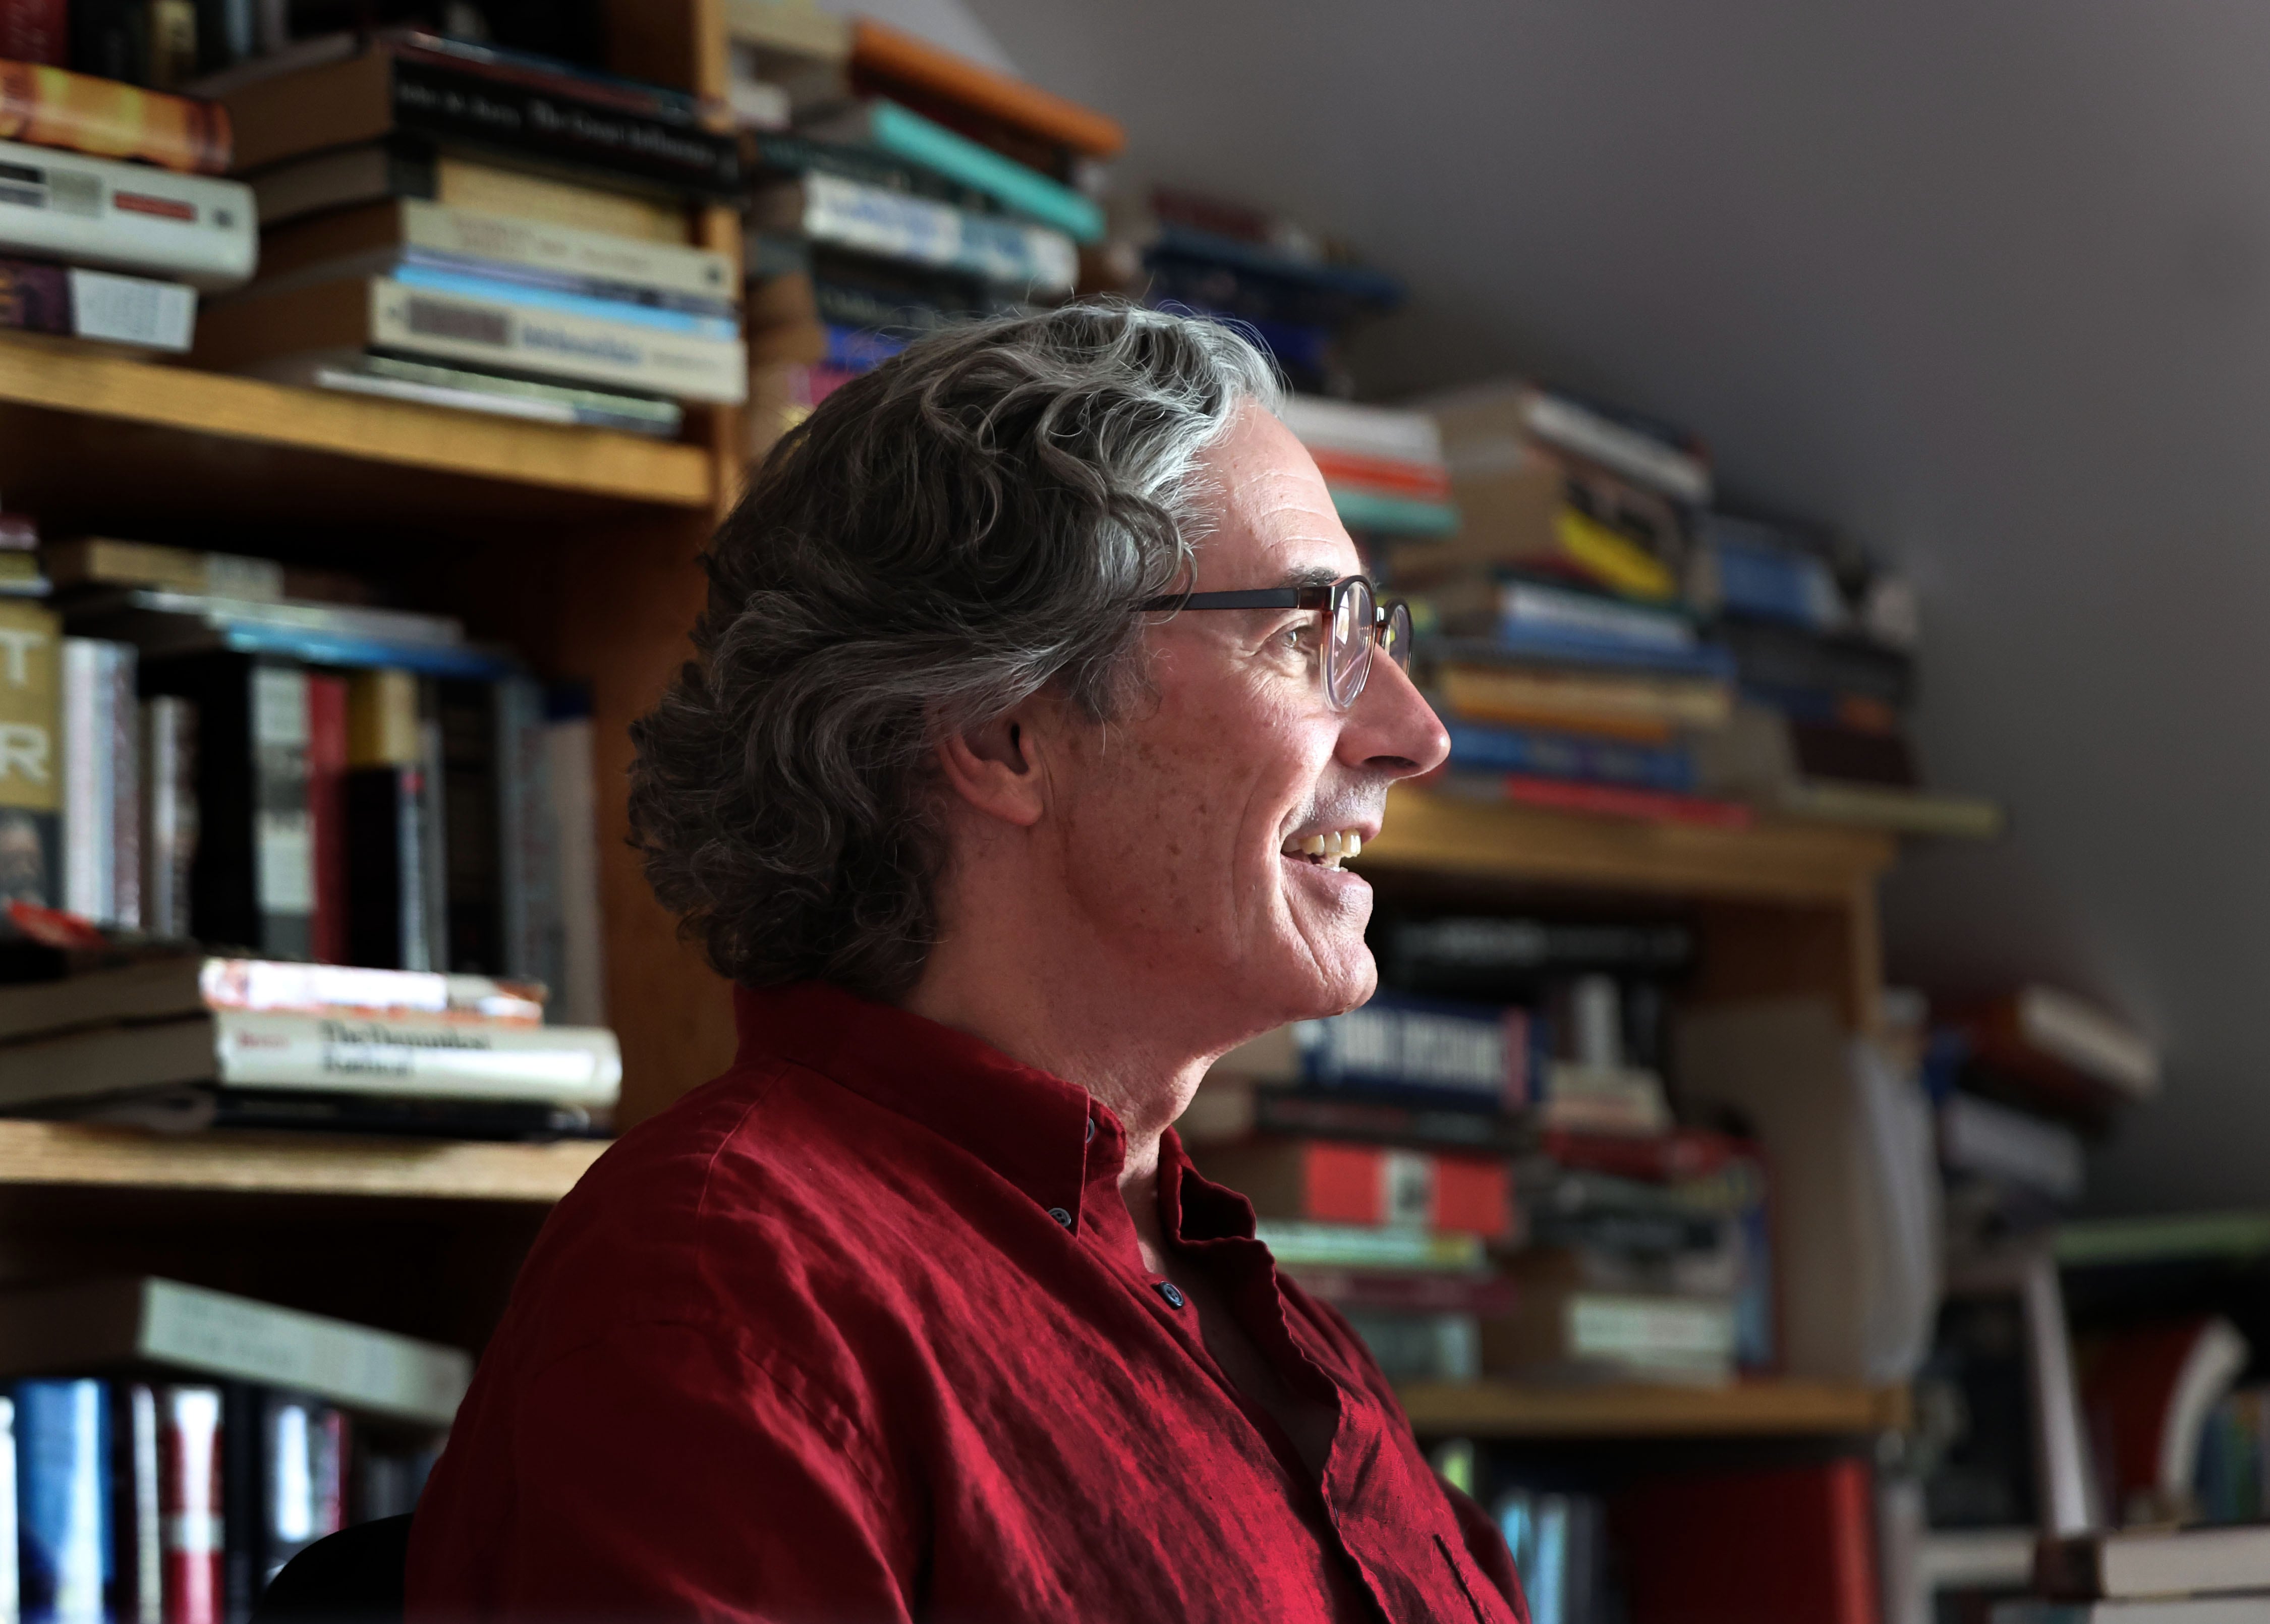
[407,980,1528,1623]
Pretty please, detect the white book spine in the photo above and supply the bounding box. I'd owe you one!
[212,1010,622,1106]
[106,645,139,932]
[1278,394,1447,464]
[368,277,749,404]
[59,639,104,924]
[399,199,734,304]
[1523,390,1712,506]
[0,139,256,293]
[785,171,1077,294]
[135,1279,472,1426]
[64,269,196,352]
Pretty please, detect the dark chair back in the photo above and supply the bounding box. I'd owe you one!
[250,1514,414,1624]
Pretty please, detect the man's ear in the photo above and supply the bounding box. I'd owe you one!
[935,702,1048,829]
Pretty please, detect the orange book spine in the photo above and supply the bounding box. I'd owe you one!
[0,59,232,174]
[849,18,1124,158]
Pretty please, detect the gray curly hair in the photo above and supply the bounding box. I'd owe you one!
[628,302,1283,1002]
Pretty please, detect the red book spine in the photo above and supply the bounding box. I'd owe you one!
[159,1387,223,1624]
[0,0,66,66]
[1501,772,1755,828]
[306,674,350,964]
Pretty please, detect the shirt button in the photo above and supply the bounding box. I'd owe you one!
[1156,1282,1186,1310]
[1047,1207,1073,1228]
[1085,1117,1096,1143]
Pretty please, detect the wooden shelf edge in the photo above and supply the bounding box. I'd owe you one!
[0,1121,605,1202]
[0,337,715,509]
[1359,787,1898,906]
[1394,1379,1910,1438]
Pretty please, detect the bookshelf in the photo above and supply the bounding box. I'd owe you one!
[1395,1379,1912,1439]
[0,0,1915,1483]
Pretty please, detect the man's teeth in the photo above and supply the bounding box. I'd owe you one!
[1288,829,1365,870]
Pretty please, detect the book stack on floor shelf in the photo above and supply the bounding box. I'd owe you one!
[0,533,616,1138]
[0,54,251,352]
[184,24,745,431]
[0,1276,464,1624]
[731,8,1116,452]
[1387,379,2006,841]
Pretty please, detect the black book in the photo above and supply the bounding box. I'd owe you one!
[437,679,501,975]
[1715,617,1914,709]
[1377,914,1695,1000]
[141,655,314,962]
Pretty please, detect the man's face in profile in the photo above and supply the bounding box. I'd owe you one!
[1038,404,1447,1036]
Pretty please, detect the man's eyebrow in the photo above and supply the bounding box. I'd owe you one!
[1279,564,1343,590]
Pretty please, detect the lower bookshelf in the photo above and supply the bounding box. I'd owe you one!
[1395,1379,1912,1438]
[0,1121,604,1202]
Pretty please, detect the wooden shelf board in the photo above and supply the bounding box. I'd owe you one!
[0,1121,604,1203]
[0,335,714,516]
[1357,787,1897,906]
[1395,1379,1910,1438]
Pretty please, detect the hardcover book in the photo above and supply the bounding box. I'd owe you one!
[0,136,254,291]
[0,58,231,172]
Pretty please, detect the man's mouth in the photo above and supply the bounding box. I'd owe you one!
[1280,828,1366,872]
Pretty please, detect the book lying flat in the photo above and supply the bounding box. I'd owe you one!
[1997,1602,2270,1623]
[259,354,685,437]
[1251,1220,1487,1274]
[2,1009,620,1110]
[0,1276,470,1425]
[0,955,544,1045]
[2036,1523,2270,1602]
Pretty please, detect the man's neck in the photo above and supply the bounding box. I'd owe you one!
[905,929,1213,1269]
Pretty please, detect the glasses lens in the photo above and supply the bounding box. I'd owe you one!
[1383,600,1413,673]
[1326,577,1374,709]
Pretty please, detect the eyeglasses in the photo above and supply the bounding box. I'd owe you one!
[1139,575,1413,710]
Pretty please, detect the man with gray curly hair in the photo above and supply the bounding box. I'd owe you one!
[408,305,1524,1624]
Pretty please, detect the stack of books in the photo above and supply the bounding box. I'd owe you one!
[1925,984,2162,1254]
[0,946,618,1135]
[1185,911,1773,1389]
[0,1277,462,1622]
[0,55,252,351]
[1998,1525,2270,1621]
[1396,378,2006,836]
[1091,182,1405,399]
[1,535,609,1028]
[734,12,1118,451]
[189,29,747,431]
[1278,395,1459,539]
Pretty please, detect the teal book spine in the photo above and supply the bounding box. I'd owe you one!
[869,100,1104,244]
[1325,487,1462,535]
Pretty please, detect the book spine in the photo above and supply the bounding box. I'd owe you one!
[158,1387,222,1624]
[774,170,1077,292]
[0,596,61,908]
[398,198,732,304]
[416,680,447,974]
[1322,487,1459,536]
[1336,1309,1480,1382]
[255,1398,344,1588]
[66,266,198,351]
[437,679,500,974]
[385,55,739,196]
[219,1384,256,1624]
[210,1010,623,1105]
[866,97,1103,242]
[387,261,740,339]
[0,137,254,291]
[0,1394,15,1624]
[543,692,603,1026]
[17,1379,109,1624]
[60,637,106,923]
[304,673,347,964]
[0,59,232,171]
[0,0,68,66]
[140,696,197,938]
[493,675,553,990]
[106,640,140,930]
[250,663,313,960]
[1525,389,1712,505]
[114,1382,160,1624]
[1444,720,1694,792]
[1295,1000,1525,1109]
[1498,772,1755,828]
[366,277,749,404]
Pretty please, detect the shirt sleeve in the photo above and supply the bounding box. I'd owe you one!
[426,1320,913,1623]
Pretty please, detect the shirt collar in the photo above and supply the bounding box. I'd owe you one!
[733,981,1113,1227]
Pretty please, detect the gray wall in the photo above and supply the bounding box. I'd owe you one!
[956,0,2270,1213]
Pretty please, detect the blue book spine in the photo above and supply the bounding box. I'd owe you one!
[822,323,907,372]
[16,1380,107,1624]
[1294,994,1519,1109]
[1482,624,1740,679]
[397,248,738,319]
[1709,534,1843,631]
[212,624,521,679]
[388,265,742,341]
[1443,720,1695,792]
